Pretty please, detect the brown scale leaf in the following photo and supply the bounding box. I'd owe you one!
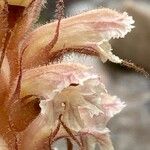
[6,0,45,130]
[6,0,45,83]
[9,97,41,132]
[4,1,45,147]
[7,0,64,137]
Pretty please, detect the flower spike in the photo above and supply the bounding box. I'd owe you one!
[0,1,135,149]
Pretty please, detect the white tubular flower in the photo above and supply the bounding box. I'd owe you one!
[18,63,125,150]
[23,8,134,68]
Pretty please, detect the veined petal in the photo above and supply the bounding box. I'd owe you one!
[10,63,93,131]
[100,93,126,118]
[18,63,125,149]
[79,94,125,133]
[21,63,93,98]
[18,63,97,149]
[23,8,134,68]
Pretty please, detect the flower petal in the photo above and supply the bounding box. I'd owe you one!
[23,8,134,68]
[21,63,94,98]
[18,63,125,149]
[18,63,96,149]
[100,93,126,118]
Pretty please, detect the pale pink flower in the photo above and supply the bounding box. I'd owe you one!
[23,7,134,68]
[18,63,125,150]
[0,0,133,149]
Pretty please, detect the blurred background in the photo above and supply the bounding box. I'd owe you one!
[39,0,150,150]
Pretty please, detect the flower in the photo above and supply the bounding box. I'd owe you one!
[23,7,134,68]
[0,0,133,149]
[18,63,125,150]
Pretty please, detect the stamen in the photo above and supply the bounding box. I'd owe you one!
[59,115,82,147]
[121,60,149,77]
[49,121,61,149]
